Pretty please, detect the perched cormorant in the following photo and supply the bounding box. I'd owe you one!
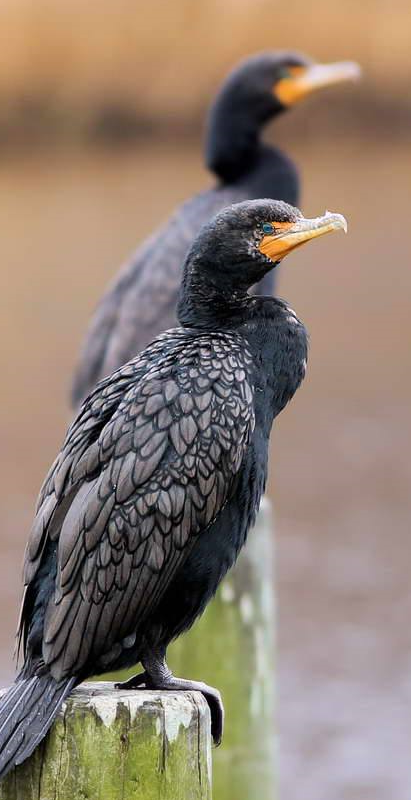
[0,199,347,777]
[71,52,358,406]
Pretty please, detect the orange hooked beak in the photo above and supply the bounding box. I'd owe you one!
[274,61,361,106]
[259,211,348,262]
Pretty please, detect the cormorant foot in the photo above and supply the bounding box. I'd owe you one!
[114,671,148,690]
[115,664,224,745]
[146,674,224,746]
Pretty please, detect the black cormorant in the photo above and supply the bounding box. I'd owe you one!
[71,52,358,405]
[0,198,347,776]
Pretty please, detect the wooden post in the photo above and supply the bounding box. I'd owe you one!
[0,683,212,800]
[169,499,276,800]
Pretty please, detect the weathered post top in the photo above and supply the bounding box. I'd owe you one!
[0,682,212,800]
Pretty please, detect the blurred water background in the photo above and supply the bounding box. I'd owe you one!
[0,2,410,799]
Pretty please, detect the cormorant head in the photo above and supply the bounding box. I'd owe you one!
[178,199,347,326]
[206,51,360,182]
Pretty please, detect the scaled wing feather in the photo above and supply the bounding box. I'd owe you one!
[21,332,255,679]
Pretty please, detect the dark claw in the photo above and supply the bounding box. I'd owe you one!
[200,686,224,746]
[114,671,147,690]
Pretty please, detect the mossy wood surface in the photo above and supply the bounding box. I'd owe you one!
[0,683,211,800]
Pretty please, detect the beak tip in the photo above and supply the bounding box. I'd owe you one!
[339,216,348,234]
[324,211,348,234]
[346,61,362,82]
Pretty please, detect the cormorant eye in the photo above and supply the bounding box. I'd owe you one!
[278,67,290,79]
[262,223,274,234]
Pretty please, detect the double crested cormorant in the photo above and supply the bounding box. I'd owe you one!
[0,198,347,777]
[72,52,359,405]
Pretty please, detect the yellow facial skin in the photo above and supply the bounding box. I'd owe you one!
[275,61,361,107]
[259,212,348,262]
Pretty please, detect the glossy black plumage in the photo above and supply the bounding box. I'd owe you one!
[29,330,256,681]
[1,197,344,776]
[71,51,310,407]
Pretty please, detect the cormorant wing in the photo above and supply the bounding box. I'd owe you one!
[21,330,255,679]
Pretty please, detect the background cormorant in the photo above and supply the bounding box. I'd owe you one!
[0,198,346,777]
[71,52,358,406]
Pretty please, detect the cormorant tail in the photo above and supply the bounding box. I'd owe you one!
[0,674,75,779]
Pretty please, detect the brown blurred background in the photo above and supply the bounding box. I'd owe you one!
[0,2,410,799]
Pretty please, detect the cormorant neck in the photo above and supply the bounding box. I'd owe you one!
[205,93,281,184]
[205,114,258,183]
[233,143,299,203]
[177,260,252,330]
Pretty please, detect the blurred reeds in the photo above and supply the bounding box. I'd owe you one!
[0,0,410,144]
